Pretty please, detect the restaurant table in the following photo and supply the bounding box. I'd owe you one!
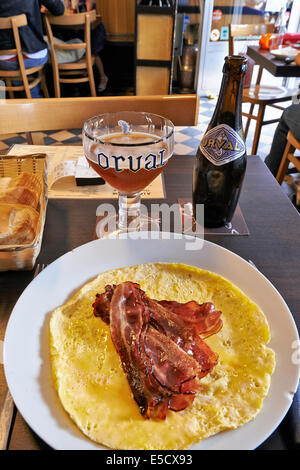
[0,154,299,450]
[247,45,300,78]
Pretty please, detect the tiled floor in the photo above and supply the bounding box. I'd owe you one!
[1,95,298,206]
[0,96,282,159]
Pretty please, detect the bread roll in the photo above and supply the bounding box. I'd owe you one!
[0,172,43,208]
[0,203,39,245]
[0,186,39,208]
[11,172,43,198]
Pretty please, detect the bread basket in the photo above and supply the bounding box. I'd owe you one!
[0,153,48,271]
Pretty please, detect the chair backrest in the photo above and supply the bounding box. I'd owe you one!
[0,13,27,32]
[44,11,97,97]
[228,23,274,55]
[0,14,32,97]
[0,95,200,138]
[45,9,96,26]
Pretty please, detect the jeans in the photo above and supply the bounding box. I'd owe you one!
[0,54,48,98]
[264,104,300,176]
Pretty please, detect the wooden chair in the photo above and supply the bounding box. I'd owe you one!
[0,14,49,99]
[44,11,97,98]
[229,23,295,155]
[276,131,300,185]
[0,94,199,144]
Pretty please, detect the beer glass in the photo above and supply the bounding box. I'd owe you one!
[83,111,174,237]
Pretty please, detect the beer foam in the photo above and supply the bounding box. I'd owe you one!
[101,132,161,145]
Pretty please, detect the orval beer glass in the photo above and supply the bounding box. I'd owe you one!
[83,111,174,237]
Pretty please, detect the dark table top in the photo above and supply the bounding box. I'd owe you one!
[0,154,299,450]
[247,45,300,77]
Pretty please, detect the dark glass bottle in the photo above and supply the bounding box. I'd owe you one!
[192,55,248,228]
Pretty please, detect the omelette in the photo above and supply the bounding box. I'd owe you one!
[49,263,275,450]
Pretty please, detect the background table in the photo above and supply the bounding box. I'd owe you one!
[247,45,300,78]
[0,155,299,450]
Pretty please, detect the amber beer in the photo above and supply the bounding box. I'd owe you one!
[85,132,171,194]
[193,55,248,228]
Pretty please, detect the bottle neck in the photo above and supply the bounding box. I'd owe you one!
[209,70,244,131]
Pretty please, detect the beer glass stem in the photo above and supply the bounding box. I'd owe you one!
[118,193,142,231]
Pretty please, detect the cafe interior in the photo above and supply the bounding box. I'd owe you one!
[0,0,299,453]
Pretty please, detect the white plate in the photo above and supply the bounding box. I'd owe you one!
[270,47,299,59]
[4,233,300,450]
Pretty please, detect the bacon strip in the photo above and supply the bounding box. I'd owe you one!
[94,284,115,325]
[109,282,161,418]
[94,285,222,339]
[146,297,218,378]
[93,282,222,419]
[158,300,222,338]
[144,326,200,394]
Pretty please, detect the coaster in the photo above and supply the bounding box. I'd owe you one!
[178,199,250,236]
[92,199,249,239]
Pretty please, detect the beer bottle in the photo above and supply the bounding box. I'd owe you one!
[193,55,247,228]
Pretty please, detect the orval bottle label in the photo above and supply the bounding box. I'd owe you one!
[199,123,246,166]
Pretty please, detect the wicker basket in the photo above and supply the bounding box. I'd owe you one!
[0,153,48,271]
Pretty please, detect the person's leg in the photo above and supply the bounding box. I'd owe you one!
[94,55,108,92]
[23,56,48,98]
[0,60,22,97]
[90,22,108,92]
[264,104,300,176]
[0,55,48,98]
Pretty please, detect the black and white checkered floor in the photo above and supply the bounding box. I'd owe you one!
[0,97,283,160]
[1,95,299,209]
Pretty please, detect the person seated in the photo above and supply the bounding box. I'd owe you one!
[59,0,108,93]
[264,103,300,177]
[0,0,64,98]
